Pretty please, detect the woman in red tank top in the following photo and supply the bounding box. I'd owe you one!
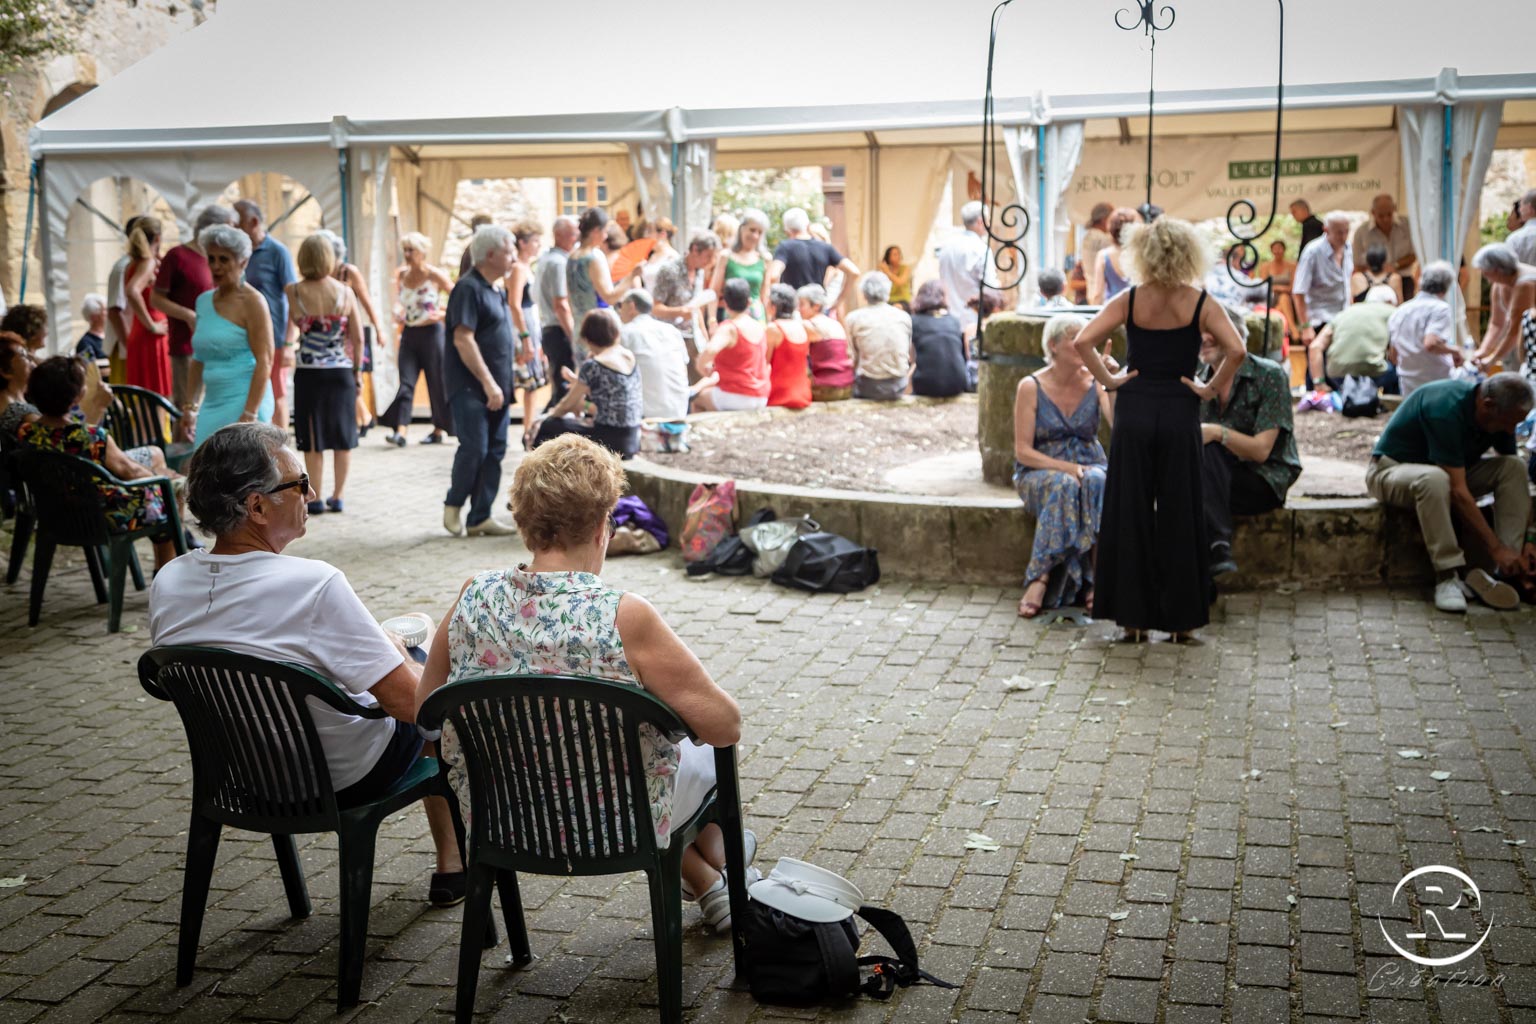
[764,283,811,409]
[694,279,770,412]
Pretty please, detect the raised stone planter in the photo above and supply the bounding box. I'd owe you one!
[623,457,1438,590]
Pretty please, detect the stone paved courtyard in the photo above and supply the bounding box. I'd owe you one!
[4,439,1536,1024]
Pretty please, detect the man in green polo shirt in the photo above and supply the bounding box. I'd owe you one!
[1198,327,1302,577]
[1367,374,1535,612]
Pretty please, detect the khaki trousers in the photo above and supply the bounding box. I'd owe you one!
[1366,454,1531,572]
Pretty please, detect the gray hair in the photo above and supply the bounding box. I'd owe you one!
[194,204,236,235]
[1323,210,1352,229]
[859,271,892,305]
[316,227,348,265]
[768,283,798,319]
[1473,243,1519,278]
[1418,260,1455,296]
[796,283,827,309]
[1042,314,1087,362]
[1038,268,1065,298]
[469,224,513,265]
[782,207,810,234]
[1483,372,1535,419]
[686,230,720,254]
[960,201,985,229]
[184,422,287,537]
[622,287,653,314]
[81,293,107,318]
[232,199,263,224]
[199,223,252,262]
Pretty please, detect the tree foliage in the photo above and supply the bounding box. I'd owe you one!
[712,169,826,250]
[0,0,75,75]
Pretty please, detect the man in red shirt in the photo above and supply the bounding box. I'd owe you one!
[153,205,237,411]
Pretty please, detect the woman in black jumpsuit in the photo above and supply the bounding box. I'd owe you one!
[1071,217,1248,641]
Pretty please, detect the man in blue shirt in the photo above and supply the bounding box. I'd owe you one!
[235,200,297,429]
[442,225,517,537]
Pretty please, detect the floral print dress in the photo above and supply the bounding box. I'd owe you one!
[18,420,165,532]
[440,566,682,850]
[1013,384,1107,608]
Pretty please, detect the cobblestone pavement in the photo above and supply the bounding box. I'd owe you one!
[4,438,1536,1024]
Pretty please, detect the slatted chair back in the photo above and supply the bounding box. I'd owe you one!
[420,676,688,875]
[105,385,178,453]
[11,449,114,548]
[139,646,370,834]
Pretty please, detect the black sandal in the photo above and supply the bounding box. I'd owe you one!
[429,871,466,907]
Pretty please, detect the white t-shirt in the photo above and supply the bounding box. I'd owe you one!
[621,315,690,420]
[1387,293,1457,397]
[938,229,991,331]
[105,255,132,358]
[149,550,404,791]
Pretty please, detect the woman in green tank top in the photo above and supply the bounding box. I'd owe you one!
[709,208,769,321]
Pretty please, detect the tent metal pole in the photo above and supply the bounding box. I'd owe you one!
[669,142,681,226]
[1440,104,1454,263]
[18,161,38,300]
[338,146,353,256]
[1037,124,1048,273]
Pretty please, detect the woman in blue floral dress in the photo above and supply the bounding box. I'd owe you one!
[1013,315,1114,617]
[415,434,755,933]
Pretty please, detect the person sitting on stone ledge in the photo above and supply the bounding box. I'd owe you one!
[148,422,469,905]
[1013,314,1112,618]
[845,272,912,401]
[1366,373,1536,613]
[1197,308,1301,578]
[415,434,757,933]
[798,284,853,402]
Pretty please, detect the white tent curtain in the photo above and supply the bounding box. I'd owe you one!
[678,140,715,243]
[629,142,671,223]
[412,159,461,265]
[1398,100,1503,268]
[1042,121,1085,275]
[350,145,398,411]
[874,147,951,284]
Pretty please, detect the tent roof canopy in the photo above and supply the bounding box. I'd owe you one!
[31,0,1536,157]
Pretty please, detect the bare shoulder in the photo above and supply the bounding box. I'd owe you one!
[616,591,663,640]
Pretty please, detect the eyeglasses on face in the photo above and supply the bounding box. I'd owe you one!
[265,473,310,496]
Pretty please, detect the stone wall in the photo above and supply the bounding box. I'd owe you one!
[1,0,217,308]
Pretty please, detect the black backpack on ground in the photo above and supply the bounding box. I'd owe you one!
[742,900,956,1005]
[771,532,880,593]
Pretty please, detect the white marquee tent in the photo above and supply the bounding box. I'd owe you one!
[25,0,1536,354]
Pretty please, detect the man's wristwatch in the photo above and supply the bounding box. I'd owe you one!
[1221,426,1230,447]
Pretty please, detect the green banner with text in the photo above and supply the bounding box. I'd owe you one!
[1229,156,1359,180]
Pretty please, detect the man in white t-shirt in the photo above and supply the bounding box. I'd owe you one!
[617,288,689,420]
[938,201,995,332]
[1387,261,1461,397]
[149,423,467,906]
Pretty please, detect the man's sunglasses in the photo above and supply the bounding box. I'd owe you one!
[265,473,310,497]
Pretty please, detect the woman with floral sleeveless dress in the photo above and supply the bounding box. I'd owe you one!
[416,435,757,932]
[286,234,363,513]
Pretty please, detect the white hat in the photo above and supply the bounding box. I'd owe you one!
[748,858,865,923]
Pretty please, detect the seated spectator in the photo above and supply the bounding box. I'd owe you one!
[1309,285,1400,393]
[964,291,1008,393]
[1351,244,1404,305]
[878,245,914,310]
[909,280,968,398]
[0,303,47,353]
[532,310,643,458]
[0,332,39,451]
[18,356,182,570]
[1197,314,1302,577]
[1036,268,1072,309]
[693,279,770,412]
[149,422,467,905]
[76,295,108,361]
[764,284,811,410]
[1388,261,1462,397]
[1012,315,1111,617]
[415,435,755,932]
[1366,373,1535,613]
[798,284,853,402]
[845,272,912,400]
[617,288,689,421]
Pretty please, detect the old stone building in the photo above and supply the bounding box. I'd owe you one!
[1,0,217,310]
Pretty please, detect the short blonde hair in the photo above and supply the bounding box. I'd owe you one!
[1124,217,1210,290]
[296,233,336,280]
[509,435,627,552]
[400,232,430,258]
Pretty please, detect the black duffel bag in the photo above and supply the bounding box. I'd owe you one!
[771,532,880,593]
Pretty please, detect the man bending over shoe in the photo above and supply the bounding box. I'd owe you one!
[1366,373,1536,613]
[149,423,468,906]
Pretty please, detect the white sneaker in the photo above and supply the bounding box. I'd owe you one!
[443,505,464,537]
[1464,568,1520,610]
[466,517,517,537]
[697,865,763,934]
[1433,577,1467,613]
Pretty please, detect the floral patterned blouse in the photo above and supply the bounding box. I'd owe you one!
[17,420,164,532]
[440,566,682,850]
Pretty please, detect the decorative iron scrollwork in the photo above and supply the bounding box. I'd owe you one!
[1114,1,1175,34]
[1114,1,1176,215]
[977,0,1029,300]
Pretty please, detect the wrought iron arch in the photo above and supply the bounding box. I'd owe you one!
[977,0,1029,302]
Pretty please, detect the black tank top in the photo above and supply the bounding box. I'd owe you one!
[1122,287,1206,395]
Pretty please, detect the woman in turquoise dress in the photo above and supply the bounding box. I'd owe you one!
[1013,315,1114,617]
[180,224,274,446]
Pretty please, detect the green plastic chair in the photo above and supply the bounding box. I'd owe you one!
[104,384,191,470]
[418,675,750,1024]
[12,448,183,632]
[138,646,488,1010]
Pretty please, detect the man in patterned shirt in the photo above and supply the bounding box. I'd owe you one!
[650,231,720,374]
[1197,317,1301,577]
